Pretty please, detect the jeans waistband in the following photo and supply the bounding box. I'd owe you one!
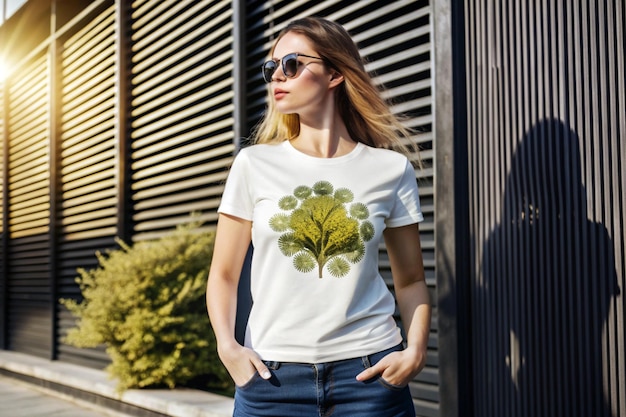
[261,343,403,371]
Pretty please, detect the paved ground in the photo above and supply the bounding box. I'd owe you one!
[0,374,128,417]
[0,349,234,417]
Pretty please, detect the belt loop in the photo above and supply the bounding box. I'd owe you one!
[361,354,371,368]
[263,360,281,370]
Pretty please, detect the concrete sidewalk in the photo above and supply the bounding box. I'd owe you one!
[0,374,132,417]
[0,351,233,417]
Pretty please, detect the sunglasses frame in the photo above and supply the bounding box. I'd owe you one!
[262,53,324,83]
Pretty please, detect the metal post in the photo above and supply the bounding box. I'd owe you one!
[433,0,473,416]
[0,65,8,351]
[48,0,60,360]
[115,0,132,243]
[232,0,247,152]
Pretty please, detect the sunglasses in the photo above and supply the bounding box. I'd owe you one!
[262,53,324,83]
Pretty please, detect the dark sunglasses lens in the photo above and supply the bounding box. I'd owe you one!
[262,61,277,83]
[282,55,298,77]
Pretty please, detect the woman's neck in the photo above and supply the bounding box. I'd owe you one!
[291,116,356,158]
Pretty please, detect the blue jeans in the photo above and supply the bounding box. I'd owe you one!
[233,344,416,417]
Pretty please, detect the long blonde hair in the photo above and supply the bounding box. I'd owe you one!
[252,17,417,157]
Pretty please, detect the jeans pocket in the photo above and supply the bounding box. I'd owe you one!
[360,344,408,391]
[236,371,262,390]
[377,376,406,391]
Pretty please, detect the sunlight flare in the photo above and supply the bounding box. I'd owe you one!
[0,58,10,82]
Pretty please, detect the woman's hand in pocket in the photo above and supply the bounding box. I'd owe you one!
[355,346,425,387]
[218,342,271,386]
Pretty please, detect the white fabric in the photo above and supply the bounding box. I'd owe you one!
[218,141,423,363]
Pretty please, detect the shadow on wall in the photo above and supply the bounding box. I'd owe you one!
[477,118,620,417]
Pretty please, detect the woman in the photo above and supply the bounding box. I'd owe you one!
[206,16,431,417]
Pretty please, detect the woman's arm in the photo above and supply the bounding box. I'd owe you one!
[356,223,431,385]
[206,213,271,385]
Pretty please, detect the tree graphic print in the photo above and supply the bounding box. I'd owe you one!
[269,181,375,278]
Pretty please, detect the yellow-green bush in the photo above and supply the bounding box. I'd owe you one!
[61,221,230,392]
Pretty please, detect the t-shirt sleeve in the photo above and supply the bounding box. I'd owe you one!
[217,150,254,221]
[385,159,424,228]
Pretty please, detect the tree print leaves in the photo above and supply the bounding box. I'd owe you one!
[344,243,366,264]
[272,182,374,278]
[327,258,350,278]
[334,188,354,203]
[269,214,291,232]
[313,181,334,195]
[278,233,303,256]
[350,203,369,219]
[360,221,375,242]
[294,253,316,273]
[279,196,298,210]
[294,186,312,199]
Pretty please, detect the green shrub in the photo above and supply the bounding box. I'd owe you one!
[61,221,231,393]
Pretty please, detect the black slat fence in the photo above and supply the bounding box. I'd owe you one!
[465,1,625,416]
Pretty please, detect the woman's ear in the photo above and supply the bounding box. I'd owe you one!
[329,70,344,88]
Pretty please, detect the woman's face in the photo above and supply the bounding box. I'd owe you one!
[268,32,335,116]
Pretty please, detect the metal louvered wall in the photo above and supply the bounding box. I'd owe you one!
[464,1,625,417]
[130,0,236,241]
[0,72,5,350]
[5,53,51,357]
[55,2,118,367]
[0,0,438,413]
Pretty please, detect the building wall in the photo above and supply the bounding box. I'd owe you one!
[0,0,28,23]
[0,0,438,414]
[462,1,625,416]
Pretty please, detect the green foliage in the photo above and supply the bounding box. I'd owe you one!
[61,221,230,393]
[270,181,374,278]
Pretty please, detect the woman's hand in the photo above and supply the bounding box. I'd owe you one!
[356,223,431,387]
[218,342,272,387]
[207,214,269,387]
[355,346,426,386]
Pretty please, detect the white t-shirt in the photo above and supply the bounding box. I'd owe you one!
[218,140,423,363]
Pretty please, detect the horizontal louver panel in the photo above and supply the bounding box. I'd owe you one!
[7,54,50,238]
[59,4,117,242]
[6,53,51,358]
[0,83,4,234]
[55,4,118,368]
[130,0,235,240]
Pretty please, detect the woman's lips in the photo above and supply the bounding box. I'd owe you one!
[274,89,287,100]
